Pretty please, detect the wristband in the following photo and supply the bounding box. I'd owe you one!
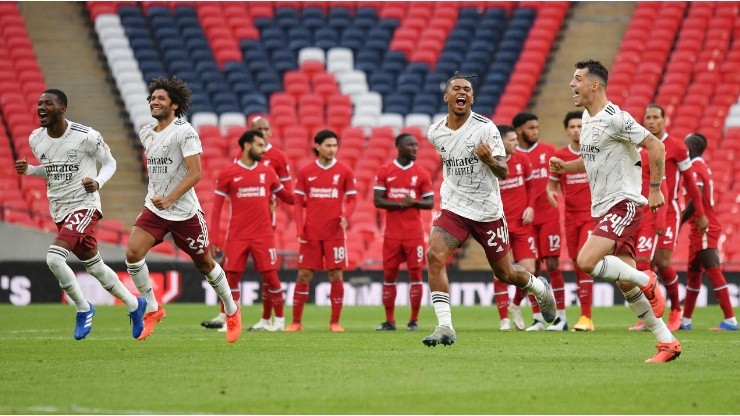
[649,183,662,189]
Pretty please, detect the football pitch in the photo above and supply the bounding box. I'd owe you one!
[0,304,737,415]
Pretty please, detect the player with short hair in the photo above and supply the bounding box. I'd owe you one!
[208,129,295,333]
[126,76,241,343]
[551,59,680,362]
[639,103,708,332]
[286,129,357,332]
[373,132,434,332]
[679,133,737,331]
[422,74,556,347]
[15,88,146,340]
[201,116,293,331]
[510,112,568,331]
[492,124,537,332]
[546,111,596,331]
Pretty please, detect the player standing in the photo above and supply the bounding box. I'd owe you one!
[679,133,737,331]
[209,130,295,332]
[551,59,680,362]
[286,130,357,332]
[422,74,556,347]
[640,103,708,331]
[125,76,242,343]
[15,89,146,340]
[493,124,537,332]
[546,111,595,331]
[510,112,568,331]
[373,133,434,331]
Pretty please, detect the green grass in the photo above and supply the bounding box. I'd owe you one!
[0,304,738,415]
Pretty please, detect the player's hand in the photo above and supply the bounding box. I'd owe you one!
[340,216,349,229]
[521,207,534,225]
[549,157,566,174]
[210,245,223,261]
[655,227,664,236]
[81,177,99,193]
[546,186,558,208]
[150,195,174,210]
[647,188,665,213]
[269,198,277,213]
[399,196,414,209]
[297,235,307,244]
[474,142,495,166]
[695,214,709,232]
[14,158,28,175]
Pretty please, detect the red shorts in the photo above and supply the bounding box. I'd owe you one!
[55,209,101,256]
[433,209,510,262]
[591,200,643,258]
[134,207,210,260]
[298,238,347,271]
[223,238,278,273]
[656,202,680,250]
[635,206,659,262]
[383,238,426,270]
[564,216,593,260]
[532,218,561,260]
[688,225,721,264]
[507,223,537,262]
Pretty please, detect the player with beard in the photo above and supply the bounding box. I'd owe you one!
[509,112,568,331]
[126,76,242,343]
[422,73,556,347]
[209,129,294,332]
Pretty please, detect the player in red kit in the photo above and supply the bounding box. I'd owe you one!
[638,104,708,331]
[202,116,294,331]
[374,133,434,332]
[510,112,568,331]
[679,133,737,331]
[546,112,595,331]
[286,130,357,332]
[208,130,295,332]
[493,124,537,331]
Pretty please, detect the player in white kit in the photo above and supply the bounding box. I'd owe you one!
[124,76,242,343]
[422,74,556,347]
[550,60,681,362]
[15,89,146,340]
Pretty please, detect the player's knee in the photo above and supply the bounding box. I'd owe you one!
[651,252,670,270]
[576,252,597,275]
[545,257,559,273]
[125,246,145,263]
[194,258,214,275]
[425,247,447,269]
[297,269,313,283]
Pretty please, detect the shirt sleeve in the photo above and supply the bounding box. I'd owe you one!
[487,123,506,158]
[180,125,203,158]
[373,165,387,191]
[344,166,357,195]
[214,167,230,196]
[420,169,434,198]
[614,111,649,145]
[91,132,116,188]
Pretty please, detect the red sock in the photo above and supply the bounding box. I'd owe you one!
[408,268,423,322]
[263,270,284,318]
[513,286,527,306]
[683,270,702,319]
[549,269,565,310]
[493,279,509,319]
[575,265,593,318]
[292,282,309,323]
[659,265,681,311]
[706,267,735,319]
[261,283,272,320]
[382,268,398,323]
[330,280,344,323]
[226,271,241,305]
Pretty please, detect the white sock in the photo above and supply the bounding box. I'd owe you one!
[83,253,138,311]
[623,287,674,343]
[127,259,158,312]
[47,246,89,311]
[725,317,738,326]
[533,312,544,322]
[431,291,453,329]
[557,309,567,320]
[206,263,237,315]
[681,317,692,325]
[590,255,649,286]
[523,274,546,297]
[274,316,285,326]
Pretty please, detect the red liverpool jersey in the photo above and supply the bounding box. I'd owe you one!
[661,134,692,204]
[551,145,592,221]
[262,143,292,187]
[213,161,284,242]
[516,141,559,224]
[374,160,434,239]
[688,158,719,229]
[499,151,534,226]
[295,159,357,240]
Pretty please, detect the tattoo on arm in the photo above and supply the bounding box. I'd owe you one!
[432,226,462,250]
[489,157,508,179]
[652,156,664,181]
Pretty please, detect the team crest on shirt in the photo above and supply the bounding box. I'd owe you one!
[67,150,77,162]
[161,144,169,154]
[263,160,271,166]
[516,164,522,174]
[539,154,546,164]
[332,174,340,185]
[410,176,418,186]
[259,173,265,184]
